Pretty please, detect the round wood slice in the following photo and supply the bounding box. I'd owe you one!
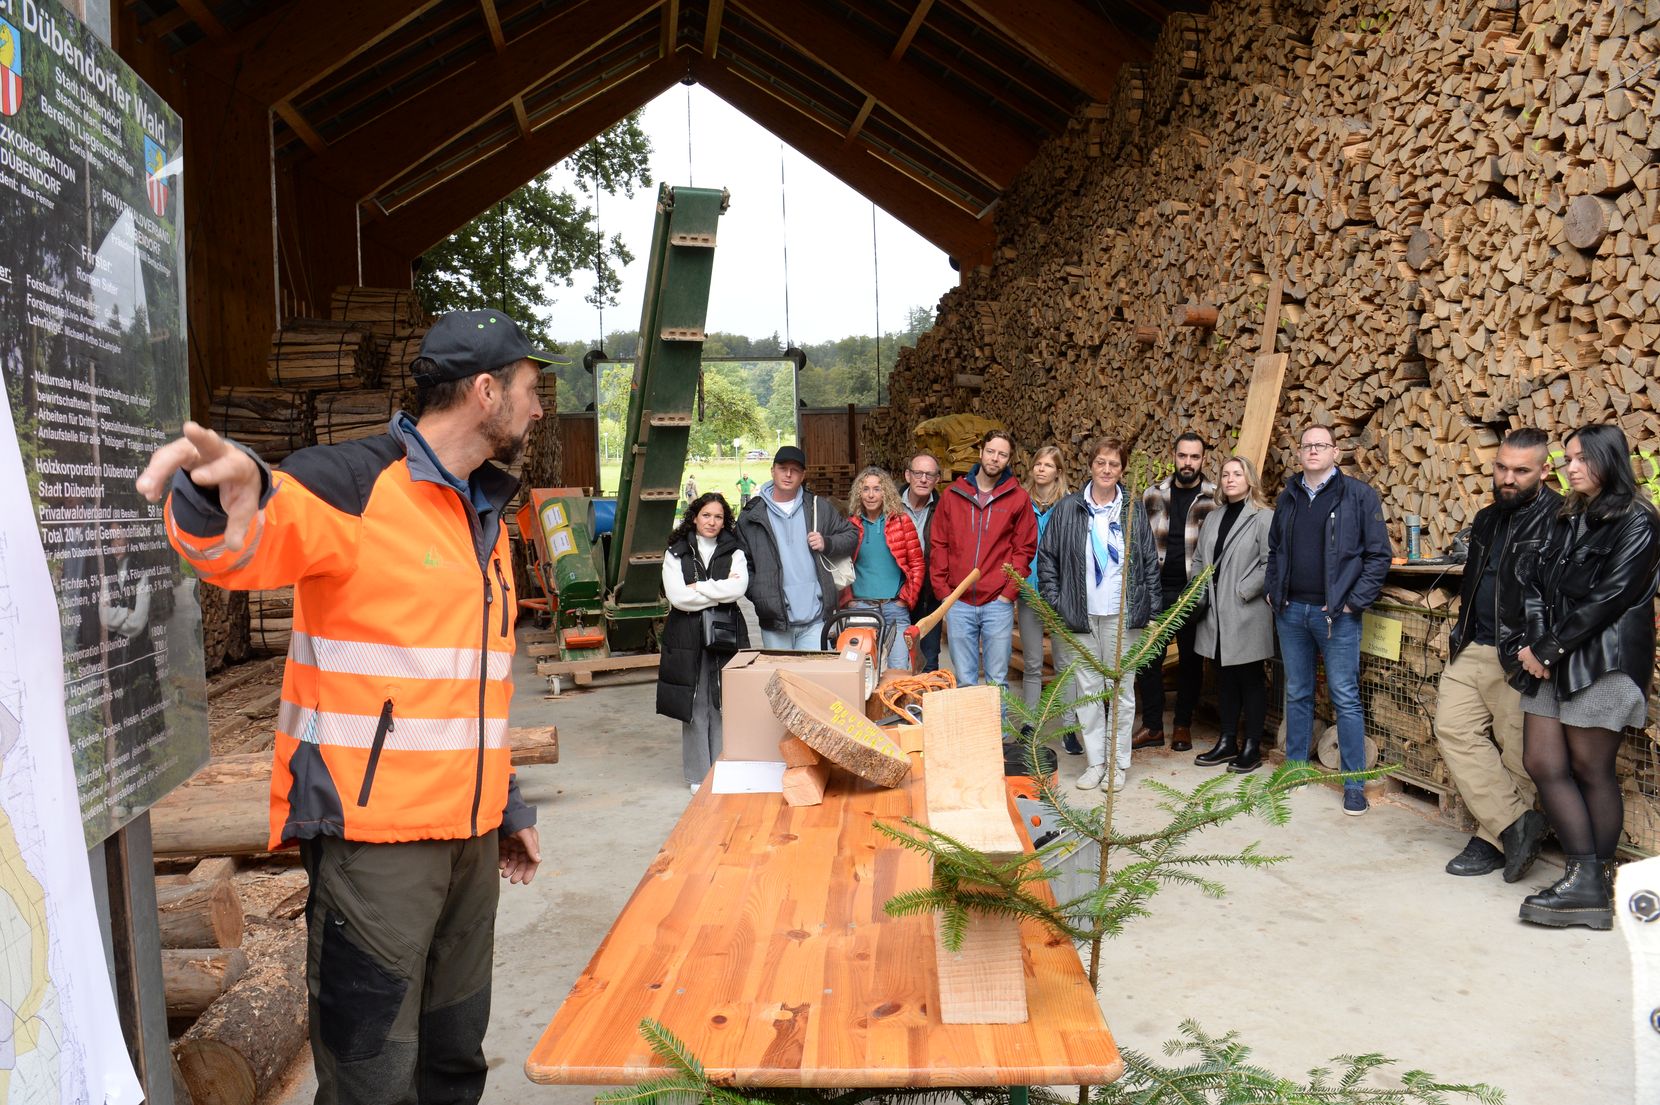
[765,671,910,787]
[1565,193,1615,252]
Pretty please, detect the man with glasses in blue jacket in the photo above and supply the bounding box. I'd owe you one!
[1264,423,1393,816]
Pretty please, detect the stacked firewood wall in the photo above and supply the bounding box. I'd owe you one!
[871,0,1659,557]
[869,0,1660,850]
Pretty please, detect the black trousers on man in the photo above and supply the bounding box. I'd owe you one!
[1137,583,1205,733]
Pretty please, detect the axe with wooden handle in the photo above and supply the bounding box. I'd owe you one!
[905,567,981,673]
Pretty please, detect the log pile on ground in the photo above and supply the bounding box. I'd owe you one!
[198,584,249,676]
[209,388,312,462]
[866,0,1660,848]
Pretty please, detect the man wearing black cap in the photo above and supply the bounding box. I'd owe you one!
[736,445,856,649]
[138,309,551,1104]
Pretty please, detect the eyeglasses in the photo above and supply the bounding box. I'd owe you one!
[1298,443,1334,453]
[907,470,939,480]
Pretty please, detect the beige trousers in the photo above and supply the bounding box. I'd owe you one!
[1433,644,1536,845]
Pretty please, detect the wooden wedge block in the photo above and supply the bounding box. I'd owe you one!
[921,685,1027,1024]
[781,762,830,807]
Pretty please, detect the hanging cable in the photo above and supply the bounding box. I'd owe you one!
[593,163,604,353]
[686,85,695,185]
[871,203,882,406]
[779,143,793,350]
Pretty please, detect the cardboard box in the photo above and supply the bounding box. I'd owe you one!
[720,650,864,762]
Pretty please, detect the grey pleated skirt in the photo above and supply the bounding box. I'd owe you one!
[1521,672,1648,731]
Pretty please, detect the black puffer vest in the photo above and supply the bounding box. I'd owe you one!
[656,530,750,722]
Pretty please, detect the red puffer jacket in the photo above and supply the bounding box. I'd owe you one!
[845,513,926,608]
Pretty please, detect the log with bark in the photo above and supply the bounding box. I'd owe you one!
[156,879,244,949]
[164,948,249,1020]
[174,921,307,1105]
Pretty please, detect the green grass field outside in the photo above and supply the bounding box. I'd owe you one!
[595,457,858,527]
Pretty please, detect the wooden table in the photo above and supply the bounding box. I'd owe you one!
[526,741,1123,1089]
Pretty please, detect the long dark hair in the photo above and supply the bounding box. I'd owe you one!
[1562,423,1655,523]
[668,492,735,548]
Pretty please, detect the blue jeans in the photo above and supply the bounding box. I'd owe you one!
[945,598,1015,693]
[760,623,824,650]
[848,599,913,669]
[1276,601,1366,783]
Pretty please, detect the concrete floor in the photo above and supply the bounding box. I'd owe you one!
[272,629,1633,1105]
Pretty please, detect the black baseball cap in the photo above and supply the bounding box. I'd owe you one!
[773,445,807,468]
[414,310,567,386]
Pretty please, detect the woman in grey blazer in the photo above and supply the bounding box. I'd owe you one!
[1190,455,1275,772]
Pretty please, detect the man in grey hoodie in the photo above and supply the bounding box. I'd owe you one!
[735,445,857,649]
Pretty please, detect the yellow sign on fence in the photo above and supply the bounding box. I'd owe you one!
[1361,612,1404,661]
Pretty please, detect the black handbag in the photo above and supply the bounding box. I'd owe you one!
[701,605,742,652]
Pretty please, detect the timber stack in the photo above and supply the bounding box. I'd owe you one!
[315,388,397,445]
[865,0,1660,850]
[209,388,313,462]
[247,589,293,656]
[266,320,384,390]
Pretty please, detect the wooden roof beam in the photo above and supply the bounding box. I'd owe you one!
[480,0,507,50]
[951,0,1143,101]
[301,0,662,202]
[729,0,1032,189]
[694,59,991,260]
[374,57,682,258]
[847,0,933,145]
[661,0,680,56]
[185,0,447,105]
[705,0,726,59]
[275,102,327,153]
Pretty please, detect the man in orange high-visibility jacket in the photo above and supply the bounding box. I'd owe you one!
[139,310,552,1105]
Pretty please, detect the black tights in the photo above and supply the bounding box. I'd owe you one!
[1522,714,1624,859]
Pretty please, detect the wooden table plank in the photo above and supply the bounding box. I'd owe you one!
[526,744,1122,1088]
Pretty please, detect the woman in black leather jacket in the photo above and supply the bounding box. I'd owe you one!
[1513,423,1660,930]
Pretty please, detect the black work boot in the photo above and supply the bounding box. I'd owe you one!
[1194,733,1239,767]
[1227,734,1263,774]
[1500,809,1548,884]
[1445,836,1503,877]
[1519,855,1613,930]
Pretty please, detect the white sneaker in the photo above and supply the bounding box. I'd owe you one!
[1077,764,1107,789]
[688,782,700,794]
[1111,769,1128,792]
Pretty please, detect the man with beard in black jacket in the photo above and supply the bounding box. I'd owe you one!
[1435,427,1558,883]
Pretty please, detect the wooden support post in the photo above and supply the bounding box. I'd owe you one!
[921,685,1027,1024]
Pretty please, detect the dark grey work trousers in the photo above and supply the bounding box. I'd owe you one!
[300,833,500,1105]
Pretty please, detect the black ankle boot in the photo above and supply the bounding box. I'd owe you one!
[1194,734,1239,767]
[1519,855,1613,930]
[1227,734,1263,774]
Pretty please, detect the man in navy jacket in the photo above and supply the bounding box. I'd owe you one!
[1264,423,1393,816]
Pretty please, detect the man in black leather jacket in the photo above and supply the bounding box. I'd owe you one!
[1435,429,1558,883]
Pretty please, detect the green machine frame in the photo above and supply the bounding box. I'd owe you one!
[598,184,729,650]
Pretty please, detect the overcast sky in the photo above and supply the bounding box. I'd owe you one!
[538,84,958,348]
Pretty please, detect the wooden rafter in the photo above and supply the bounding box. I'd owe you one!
[479,0,506,51]
[728,0,1032,189]
[512,98,533,138]
[185,0,448,105]
[952,0,1143,101]
[695,58,991,259]
[374,58,682,257]
[660,0,680,57]
[704,0,726,60]
[847,0,933,145]
[301,0,662,201]
[275,101,327,153]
